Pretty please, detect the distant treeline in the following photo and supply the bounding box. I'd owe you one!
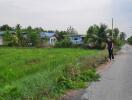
[0,24,126,48]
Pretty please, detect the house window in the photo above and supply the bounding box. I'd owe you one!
[74,37,78,40]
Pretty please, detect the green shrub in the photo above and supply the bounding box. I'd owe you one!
[0,85,20,100]
[78,51,107,71]
[52,62,101,97]
[79,69,100,82]
[55,38,72,48]
[113,39,125,47]
[127,36,132,45]
[0,48,106,99]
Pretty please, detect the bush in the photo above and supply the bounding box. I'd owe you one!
[78,50,108,71]
[53,63,100,95]
[0,85,20,99]
[113,39,125,47]
[0,48,107,99]
[55,38,72,48]
[79,69,100,82]
[28,31,40,47]
[127,36,132,45]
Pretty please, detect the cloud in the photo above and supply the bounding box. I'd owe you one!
[0,0,125,34]
[112,0,132,37]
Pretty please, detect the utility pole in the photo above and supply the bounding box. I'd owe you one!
[112,18,114,39]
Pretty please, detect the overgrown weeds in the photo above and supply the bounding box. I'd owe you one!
[0,48,107,100]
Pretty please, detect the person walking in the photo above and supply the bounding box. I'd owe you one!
[107,38,114,61]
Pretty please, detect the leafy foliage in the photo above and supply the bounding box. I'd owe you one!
[127,36,132,45]
[85,24,126,49]
[119,32,126,41]
[67,26,78,35]
[85,24,107,49]
[55,37,72,48]
[0,24,13,31]
[0,48,103,99]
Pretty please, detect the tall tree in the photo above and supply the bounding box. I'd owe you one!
[25,26,40,46]
[86,24,107,49]
[127,36,132,44]
[120,32,126,40]
[106,29,112,38]
[85,24,99,44]
[0,24,13,31]
[15,24,23,46]
[113,28,120,39]
[87,24,99,37]
[67,26,78,35]
[98,24,107,41]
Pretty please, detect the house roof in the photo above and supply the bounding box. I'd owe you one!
[40,32,56,38]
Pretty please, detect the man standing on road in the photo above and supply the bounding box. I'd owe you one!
[107,38,114,61]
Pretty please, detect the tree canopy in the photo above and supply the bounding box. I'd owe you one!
[85,24,126,49]
[0,24,13,31]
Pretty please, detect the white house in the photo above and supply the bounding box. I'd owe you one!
[69,35,85,44]
[0,32,4,45]
[40,32,57,45]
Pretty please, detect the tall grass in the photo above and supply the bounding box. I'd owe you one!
[0,48,103,99]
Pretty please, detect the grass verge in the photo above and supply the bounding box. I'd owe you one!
[0,48,107,100]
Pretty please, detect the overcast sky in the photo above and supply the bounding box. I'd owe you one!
[0,0,131,37]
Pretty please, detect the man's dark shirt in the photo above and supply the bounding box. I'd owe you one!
[107,41,112,49]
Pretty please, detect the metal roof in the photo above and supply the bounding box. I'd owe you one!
[40,32,56,38]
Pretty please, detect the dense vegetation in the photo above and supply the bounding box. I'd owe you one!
[2,24,44,47]
[0,24,125,99]
[85,24,126,49]
[0,48,107,99]
[127,36,132,45]
[0,24,126,49]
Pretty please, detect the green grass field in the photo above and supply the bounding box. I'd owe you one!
[0,48,105,99]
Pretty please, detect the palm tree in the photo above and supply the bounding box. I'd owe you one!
[98,24,107,41]
[86,25,99,45]
[113,28,120,39]
[15,24,23,46]
[86,24,107,49]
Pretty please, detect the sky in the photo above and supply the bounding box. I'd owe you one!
[0,0,131,37]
